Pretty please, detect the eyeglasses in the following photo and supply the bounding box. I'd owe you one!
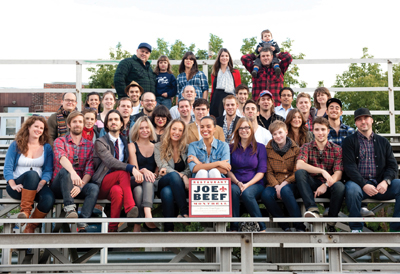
[64,99,76,103]
[238,126,251,131]
[155,116,167,120]
[143,99,156,103]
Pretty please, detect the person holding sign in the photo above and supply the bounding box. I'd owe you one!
[155,119,192,231]
[261,120,306,232]
[188,116,230,179]
[227,118,268,232]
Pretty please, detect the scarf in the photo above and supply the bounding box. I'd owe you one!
[271,137,292,157]
[56,105,72,137]
[82,127,94,141]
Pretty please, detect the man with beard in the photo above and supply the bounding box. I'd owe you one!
[177,99,194,124]
[275,87,294,119]
[114,43,156,98]
[125,81,143,115]
[257,90,285,130]
[216,95,240,144]
[131,92,157,125]
[92,110,140,232]
[170,85,196,119]
[51,111,99,232]
[243,99,272,146]
[48,92,78,146]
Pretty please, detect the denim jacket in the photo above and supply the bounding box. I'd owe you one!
[4,141,54,183]
[188,137,230,177]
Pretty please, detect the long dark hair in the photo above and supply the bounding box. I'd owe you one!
[15,116,49,155]
[178,52,198,80]
[151,105,172,130]
[104,109,125,133]
[84,92,101,113]
[154,55,173,75]
[230,118,257,155]
[285,108,309,147]
[212,48,236,76]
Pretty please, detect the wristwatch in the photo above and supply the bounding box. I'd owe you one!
[384,179,391,186]
[324,182,329,187]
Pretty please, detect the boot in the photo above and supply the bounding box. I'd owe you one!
[17,189,37,219]
[24,208,47,233]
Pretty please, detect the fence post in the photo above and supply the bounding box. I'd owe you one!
[76,61,83,111]
[240,233,254,274]
[388,60,395,135]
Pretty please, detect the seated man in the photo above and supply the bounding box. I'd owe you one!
[243,99,272,146]
[125,81,143,115]
[326,98,355,146]
[257,90,284,130]
[187,99,225,144]
[296,92,317,131]
[343,108,400,232]
[295,117,345,232]
[131,92,157,125]
[50,111,99,232]
[92,109,140,232]
[234,84,250,117]
[177,99,194,124]
[216,95,241,144]
[274,87,294,119]
[170,85,196,119]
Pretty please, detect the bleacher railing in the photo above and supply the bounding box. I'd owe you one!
[0,58,399,135]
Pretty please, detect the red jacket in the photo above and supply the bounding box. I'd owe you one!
[210,69,241,101]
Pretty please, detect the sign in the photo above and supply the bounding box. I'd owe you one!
[189,178,232,218]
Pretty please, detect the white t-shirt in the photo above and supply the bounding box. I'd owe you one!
[131,104,141,116]
[254,126,272,146]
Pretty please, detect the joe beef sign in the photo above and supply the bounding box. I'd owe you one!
[189,178,232,217]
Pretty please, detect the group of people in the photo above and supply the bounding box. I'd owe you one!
[4,33,400,233]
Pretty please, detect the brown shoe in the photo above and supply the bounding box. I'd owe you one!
[24,208,47,233]
[18,189,37,219]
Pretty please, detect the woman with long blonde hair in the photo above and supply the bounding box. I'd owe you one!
[155,119,191,231]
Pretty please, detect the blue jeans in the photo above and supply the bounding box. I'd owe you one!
[261,184,306,231]
[158,172,188,216]
[50,168,99,227]
[156,96,172,109]
[346,180,400,231]
[231,183,266,231]
[6,170,55,213]
[295,169,345,218]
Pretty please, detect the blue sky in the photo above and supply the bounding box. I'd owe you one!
[0,0,399,89]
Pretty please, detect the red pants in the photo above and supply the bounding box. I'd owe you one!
[99,170,135,231]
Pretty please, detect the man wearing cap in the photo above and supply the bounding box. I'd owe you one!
[343,108,400,232]
[257,90,285,130]
[326,98,355,147]
[275,87,294,119]
[114,43,156,99]
[125,81,144,115]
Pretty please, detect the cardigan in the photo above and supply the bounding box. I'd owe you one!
[4,142,54,183]
[210,69,241,101]
[154,143,191,178]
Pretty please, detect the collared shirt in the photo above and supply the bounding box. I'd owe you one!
[108,133,124,162]
[230,142,267,185]
[223,115,236,144]
[177,71,209,100]
[188,137,230,176]
[357,131,377,184]
[52,134,94,181]
[274,105,293,119]
[216,67,235,94]
[328,123,355,147]
[297,140,343,182]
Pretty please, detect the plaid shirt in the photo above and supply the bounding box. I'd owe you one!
[241,52,292,105]
[328,123,355,147]
[297,140,343,182]
[306,114,313,131]
[357,131,377,184]
[52,134,94,181]
[114,55,157,98]
[177,71,209,99]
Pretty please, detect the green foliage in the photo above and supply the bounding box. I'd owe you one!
[280,38,307,88]
[208,33,224,59]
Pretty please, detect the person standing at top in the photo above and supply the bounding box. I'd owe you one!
[241,46,292,104]
[154,55,177,109]
[177,52,209,100]
[114,43,157,98]
[209,48,241,118]
[252,29,281,78]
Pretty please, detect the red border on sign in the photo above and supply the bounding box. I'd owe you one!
[189,178,232,218]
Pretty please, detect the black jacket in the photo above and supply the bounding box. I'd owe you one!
[342,132,398,188]
[216,115,240,134]
[257,112,285,130]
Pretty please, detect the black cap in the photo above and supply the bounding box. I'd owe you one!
[354,108,372,121]
[138,42,152,52]
[326,98,342,109]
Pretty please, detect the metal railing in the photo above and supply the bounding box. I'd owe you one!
[0,58,399,135]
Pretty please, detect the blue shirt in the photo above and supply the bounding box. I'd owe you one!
[274,105,293,119]
[328,123,355,147]
[156,72,177,98]
[230,142,267,186]
[177,71,209,99]
[188,137,230,177]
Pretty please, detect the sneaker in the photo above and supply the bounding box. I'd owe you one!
[327,226,336,232]
[127,206,139,218]
[65,209,78,218]
[304,211,320,218]
[360,207,375,217]
[251,70,258,78]
[351,230,362,233]
[274,66,281,77]
[323,207,329,217]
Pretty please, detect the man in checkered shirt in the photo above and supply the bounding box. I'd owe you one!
[295,117,345,232]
